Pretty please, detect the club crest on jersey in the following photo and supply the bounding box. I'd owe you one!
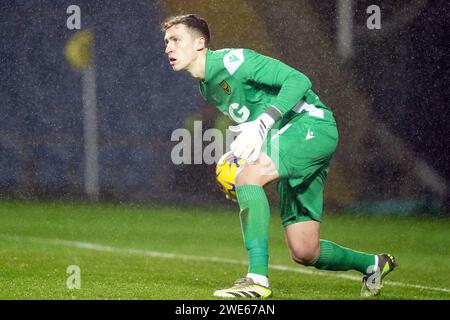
[219,80,231,95]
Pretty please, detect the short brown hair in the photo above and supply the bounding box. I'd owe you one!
[161,14,210,46]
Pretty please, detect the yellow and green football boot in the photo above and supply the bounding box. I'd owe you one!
[361,253,398,297]
[213,277,272,299]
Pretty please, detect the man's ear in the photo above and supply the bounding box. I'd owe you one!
[196,37,206,51]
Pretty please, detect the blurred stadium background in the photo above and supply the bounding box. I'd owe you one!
[1,0,449,214]
[1,0,450,301]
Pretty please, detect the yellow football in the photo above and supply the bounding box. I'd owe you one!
[215,155,246,200]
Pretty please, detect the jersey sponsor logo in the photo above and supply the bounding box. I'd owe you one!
[223,49,244,75]
[219,80,231,95]
[228,103,250,123]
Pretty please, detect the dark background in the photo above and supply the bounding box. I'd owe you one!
[1,0,449,213]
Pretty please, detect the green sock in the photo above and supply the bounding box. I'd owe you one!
[313,239,376,274]
[236,185,270,277]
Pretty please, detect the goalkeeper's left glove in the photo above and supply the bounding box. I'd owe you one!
[229,108,280,163]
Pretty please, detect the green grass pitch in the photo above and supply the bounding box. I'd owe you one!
[0,200,449,300]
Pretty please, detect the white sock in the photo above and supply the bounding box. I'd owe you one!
[373,255,379,273]
[246,273,269,287]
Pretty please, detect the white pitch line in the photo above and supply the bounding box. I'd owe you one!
[2,234,450,294]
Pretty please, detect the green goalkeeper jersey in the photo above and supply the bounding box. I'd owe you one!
[199,48,329,127]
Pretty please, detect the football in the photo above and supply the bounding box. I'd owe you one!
[215,155,246,200]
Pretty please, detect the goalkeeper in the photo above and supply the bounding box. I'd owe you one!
[162,14,397,298]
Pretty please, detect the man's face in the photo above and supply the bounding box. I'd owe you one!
[164,24,202,72]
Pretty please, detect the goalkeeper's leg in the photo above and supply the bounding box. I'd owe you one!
[285,221,397,296]
[214,153,279,298]
[285,221,376,272]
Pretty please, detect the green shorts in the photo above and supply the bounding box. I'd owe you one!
[263,106,338,227]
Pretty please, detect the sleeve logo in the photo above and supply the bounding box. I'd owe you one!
[228,102,250,123]
[223,49,244,75]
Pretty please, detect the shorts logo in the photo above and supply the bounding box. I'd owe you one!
[305,128,315,140]
[219,80,231,95]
